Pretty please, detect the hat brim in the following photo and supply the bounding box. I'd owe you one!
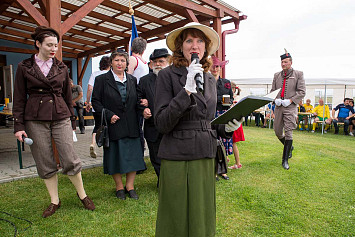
[218,60,229,68]
[151,53,171,60]
[166,22,220,56]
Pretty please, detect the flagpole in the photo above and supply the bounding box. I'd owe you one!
[128,0,138,55]
[129,0,134,16]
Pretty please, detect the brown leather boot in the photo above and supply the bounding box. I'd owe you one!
[42,200,61,218]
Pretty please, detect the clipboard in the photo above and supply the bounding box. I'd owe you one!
[211,89,280,125]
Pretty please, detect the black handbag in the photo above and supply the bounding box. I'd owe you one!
[215,139,228,175]
[96,108,109,148]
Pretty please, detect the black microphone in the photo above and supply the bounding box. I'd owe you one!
[22,135,33,146]
[191,53,204,93]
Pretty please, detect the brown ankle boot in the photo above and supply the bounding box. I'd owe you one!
[42,200,61,218]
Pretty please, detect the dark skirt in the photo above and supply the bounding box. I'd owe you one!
[155,158,216,237]
[215,110,233,155]
[103,137,145,175]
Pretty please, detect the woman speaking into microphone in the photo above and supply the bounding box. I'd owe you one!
[13,26,95,218]
[154,22,242,237]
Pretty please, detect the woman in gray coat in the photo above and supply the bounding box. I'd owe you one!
[154,22,241,237]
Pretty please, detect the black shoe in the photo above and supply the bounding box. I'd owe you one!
[80,128,85,134]
[215,176,220,181]
[125,187,139,200]
[116,189,126,200]
[334,130,339,134]
[221,175,230,180]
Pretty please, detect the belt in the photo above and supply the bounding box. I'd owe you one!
[174,120,211,131]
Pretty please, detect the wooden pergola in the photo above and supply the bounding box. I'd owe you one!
[0,0,246,83]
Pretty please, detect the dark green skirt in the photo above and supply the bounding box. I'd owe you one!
[155,158,216,237]
[103,137,145,175]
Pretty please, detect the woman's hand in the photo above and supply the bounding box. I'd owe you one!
[15,131,27,142]
[140,99,148,107]
[143,108,152,119]
[184,59,203,94]
[111,115,120,124]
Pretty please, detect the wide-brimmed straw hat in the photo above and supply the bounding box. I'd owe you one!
[166,22,220,56]
[211,56,229,68]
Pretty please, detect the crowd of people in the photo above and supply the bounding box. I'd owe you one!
[296,97,355,135]
[12,23,244,236]
[11,22,353,236]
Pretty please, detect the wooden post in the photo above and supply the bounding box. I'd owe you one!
[46,0,62,165]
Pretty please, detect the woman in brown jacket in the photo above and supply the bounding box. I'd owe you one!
[13,26,95,218]
[154,22,242,237]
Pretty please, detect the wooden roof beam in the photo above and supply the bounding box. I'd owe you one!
[2,11,117,44]
[61,0,105,35]
[14,0,48,26]
[0,27,92,52]
[36,0,46,12]
[0,19,104,48]
[0,0,15,15]
[61,2,147,34]
[101,1,171,26]
[198,0,240,18]
[153,0,217,18]
[144,0,189,17]
[185,9,199,22]
[60,10,130,38]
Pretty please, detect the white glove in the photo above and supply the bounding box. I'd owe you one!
[225,118,243,132]
[281,99,292,107]
[275,99,282,106]
[184,59,204,93]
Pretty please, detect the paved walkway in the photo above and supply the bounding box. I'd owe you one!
[0,126,148,184]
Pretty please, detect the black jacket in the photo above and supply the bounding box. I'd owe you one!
[216,77,234,111]
[92,70,140,140]
[137,72,161,142]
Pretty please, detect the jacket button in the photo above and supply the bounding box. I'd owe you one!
[202,109,207,114]
[40,100,43,103]
[49,100,53,103]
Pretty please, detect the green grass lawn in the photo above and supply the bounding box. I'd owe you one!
[0,127,354,236]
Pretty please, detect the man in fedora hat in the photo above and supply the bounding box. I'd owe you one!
[271,49,306,170]
[137,48,170,186]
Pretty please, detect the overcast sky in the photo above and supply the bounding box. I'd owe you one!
[94,0,355,80]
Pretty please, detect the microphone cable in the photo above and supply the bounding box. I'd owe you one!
[0,210,32,237]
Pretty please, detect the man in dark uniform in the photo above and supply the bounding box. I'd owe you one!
[137,48,170,186]
[271,49,306,170]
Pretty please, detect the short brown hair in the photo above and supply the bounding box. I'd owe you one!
[170,28,212,72]
[110,50,129,71]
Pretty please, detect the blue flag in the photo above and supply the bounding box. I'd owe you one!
[129,15,138,55]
